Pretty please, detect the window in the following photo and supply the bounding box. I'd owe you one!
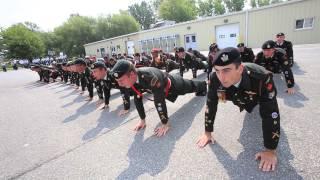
[219,35,225,39]
[230,33,237,38]
[186,36,190,43]
[295,17,314,30]
[192,36,196,42]
[304,18,314,28]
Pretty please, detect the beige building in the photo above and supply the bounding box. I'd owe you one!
[84,0,320,58]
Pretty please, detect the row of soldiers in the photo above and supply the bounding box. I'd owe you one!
[30,32,295,172]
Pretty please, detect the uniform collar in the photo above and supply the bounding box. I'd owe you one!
[277,41,284,46]
[136,71,140,84]
[238,70,251,90]
[103,73,108,80]
[233,77,242,88]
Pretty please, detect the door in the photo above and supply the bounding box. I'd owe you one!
[184,34,197,51]
[126,41,135,56]
[215,23,240,48]
[100,48,105,57]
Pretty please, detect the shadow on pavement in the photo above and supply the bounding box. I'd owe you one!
[62,100,95,123]
[292,62,306,76]
[23,81,48,89]
[116,96,205,179]
[210,108,303,180]
[82,104,128,141]
[81,90,151,141]
[273,74,309,108]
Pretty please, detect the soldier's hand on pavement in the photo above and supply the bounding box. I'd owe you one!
[118,109,129,116]
[197,132,214,148]
[154,123,170,137]
[100,104,109,110]
[255,150,277,172]
[85,97,93,101]
[133,120,146,131]
[96,99,104,107]
[287,88,295,95]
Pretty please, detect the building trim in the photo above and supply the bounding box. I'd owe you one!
[84,0,306,47]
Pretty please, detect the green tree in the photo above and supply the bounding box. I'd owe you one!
[129,1,156,30]
[213,0,226,15]
[38,32,60,55]
[53,13,139,57]
[53,15,98,57]
[96,15,112,40]
[152,0,164,11]
[250,0,257,8]
[251,0,284,8]
[159,0,198,23]
[271,0,282,3]
[107,12,140,37]
[223,0,245,12]
[257,0,270,6]
[23,21,40,32]
[1,24,45,61]
[198,0,226,17]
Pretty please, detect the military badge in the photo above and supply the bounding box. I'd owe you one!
[221,54,229,62]
[271,112,278,119]
[268,91,275,99]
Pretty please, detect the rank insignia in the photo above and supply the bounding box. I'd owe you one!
[244,91,257,95]
[272,132,280,139]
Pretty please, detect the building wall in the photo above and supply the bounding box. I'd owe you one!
[85,34,140,58]
[248,0,320,48]
[84,0,319,57]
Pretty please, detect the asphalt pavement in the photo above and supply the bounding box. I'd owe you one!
[0,44,319,179]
